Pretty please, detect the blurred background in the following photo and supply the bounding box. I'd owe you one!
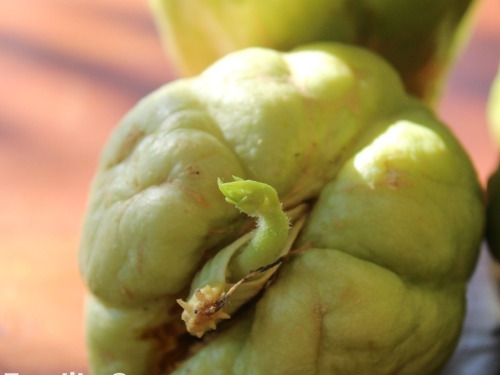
[0,0,499,373]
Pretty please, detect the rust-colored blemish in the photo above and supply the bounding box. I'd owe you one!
[120,284,134,299]
[186,165,201,176]
[180,186,209,207]
[110,126,145,167]
[136,240,145,275]
[164,178,210,207]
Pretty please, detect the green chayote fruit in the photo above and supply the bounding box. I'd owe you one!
[79,43,484,375]
[148,0,476,103]
[486,64,500,260]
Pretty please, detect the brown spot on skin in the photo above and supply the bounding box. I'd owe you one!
[338,284,362,306]
[186,165,201,176]
[163,178,210,207]
[331,218,345,229]
[142,315,197,375]
[108,127,145,168]
[136,240,145,275]
[120,284,134,299]
[386,168,401,188]
[383,162,411,189]
[206,227,230,236]
[311,301,329,366]
[179,186,209,207]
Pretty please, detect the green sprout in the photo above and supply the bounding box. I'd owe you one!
[177,177,308,338]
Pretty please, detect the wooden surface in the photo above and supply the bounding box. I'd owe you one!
[0,0,499,373]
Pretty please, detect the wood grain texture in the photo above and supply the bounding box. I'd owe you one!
[0,0,499,373]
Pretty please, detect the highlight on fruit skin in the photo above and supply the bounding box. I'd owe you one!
[79,43,485,375]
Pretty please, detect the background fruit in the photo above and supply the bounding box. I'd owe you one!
[149,0,477,103]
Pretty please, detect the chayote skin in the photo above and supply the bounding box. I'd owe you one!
[148,0,476,103]
[79,43,484,375]
[486,64,500,260]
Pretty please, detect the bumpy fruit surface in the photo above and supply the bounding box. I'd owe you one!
[79,43,484,375]
[148,0,476,102]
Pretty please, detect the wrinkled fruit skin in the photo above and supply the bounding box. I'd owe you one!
[148,0,476,103]
[486,64,500,260]
[79,43,484,375]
